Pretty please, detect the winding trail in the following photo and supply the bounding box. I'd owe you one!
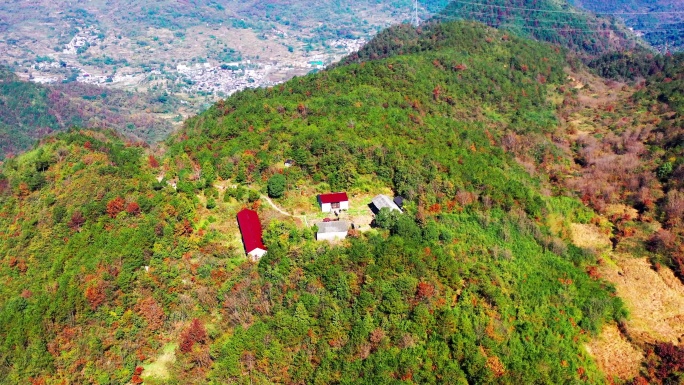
[260,195,292,216]
[260,195,309,226]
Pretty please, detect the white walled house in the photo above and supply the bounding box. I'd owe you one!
[318,192,349,213]
[316,220,350,241]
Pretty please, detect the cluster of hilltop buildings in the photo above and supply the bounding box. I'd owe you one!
[236,192,404,260]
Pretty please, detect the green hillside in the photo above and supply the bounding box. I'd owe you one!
[432,0,645,56]
[0,21,639,384]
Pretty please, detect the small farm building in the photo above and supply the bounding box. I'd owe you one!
[316,220,350,241]
[318,192,349,213]
[236,209,267,260]
[370,194,402,214]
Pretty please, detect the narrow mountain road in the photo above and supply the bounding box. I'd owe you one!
[260,195,292,216]
[260,195,310,226]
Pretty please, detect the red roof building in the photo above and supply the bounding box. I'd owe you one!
[319,192,348,204]
[318,192,349,212]
[236,209,267,260]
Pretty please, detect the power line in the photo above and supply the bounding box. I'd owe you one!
[442,0,684,16]
[435,9,622,26]
[431,13,684,34]
[434,13,684,34]
[432,10,683,29]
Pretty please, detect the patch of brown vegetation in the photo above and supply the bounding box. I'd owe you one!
[573,222,684,381]
[601,255,684,346]
[586,323,644,380]
[571,223,612,254]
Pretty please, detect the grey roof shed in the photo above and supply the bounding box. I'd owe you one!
[370,194,402,213]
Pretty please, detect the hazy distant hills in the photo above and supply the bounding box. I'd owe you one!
[570,0,684,52]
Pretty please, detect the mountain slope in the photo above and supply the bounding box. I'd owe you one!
[170,21,624,383]
[433,0,645,56]
[7,20,684,385]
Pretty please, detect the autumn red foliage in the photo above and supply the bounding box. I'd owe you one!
[654,343,684,379]
[126,202,141,215]
[106,197,126,218]
[416,282,435,300]
[84,283,106,310]
[181,218,194,235]
[630,343,684,384]
[68,211,86,231]
[180,318,207,353]
[29,377,46,385]
[148,155,159,168]
[135,297,166,331]
[0,178,8,195]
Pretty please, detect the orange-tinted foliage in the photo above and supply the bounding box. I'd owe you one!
[107,197,126,218]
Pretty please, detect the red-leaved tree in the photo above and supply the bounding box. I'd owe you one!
[68,211,86,231]
[126,202,141,216]
[148,155,159,168]
[179,318,207,353]
[106,197,126,218]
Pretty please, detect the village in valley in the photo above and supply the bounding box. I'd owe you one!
[18,28,366,105]
[0,1,392,114]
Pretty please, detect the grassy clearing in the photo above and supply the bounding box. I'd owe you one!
[142,343,177,381]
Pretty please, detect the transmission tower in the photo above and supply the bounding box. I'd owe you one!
[412,0,420,27]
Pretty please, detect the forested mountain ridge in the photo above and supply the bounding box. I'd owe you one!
[339,0,647,69]
[0,20,628,384]
[1,17,684,385]
[433,0,646,56]
[0,67,178,160]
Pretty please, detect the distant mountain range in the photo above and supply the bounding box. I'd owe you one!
[431,0,648,55]
[571,0,684,52]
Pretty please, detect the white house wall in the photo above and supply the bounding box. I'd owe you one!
[320,201,349,213]
[248,248,267,261]
[317,231,348,241]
